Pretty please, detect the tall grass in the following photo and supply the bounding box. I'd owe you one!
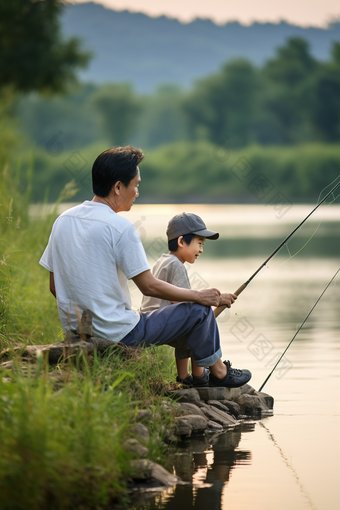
[0,346,175,510]
[0,161,177,509]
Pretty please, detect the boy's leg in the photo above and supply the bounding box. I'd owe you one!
[121,302,251,387]
[209,358,227,378]
[191,358,204,378]
[176,358,190,380]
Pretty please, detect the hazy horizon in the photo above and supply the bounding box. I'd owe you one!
[71,0,340,28]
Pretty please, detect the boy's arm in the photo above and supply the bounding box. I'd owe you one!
[132,270,220,307]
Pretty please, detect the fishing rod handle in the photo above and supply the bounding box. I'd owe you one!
[234,283,247,296]
[213,283,247,318]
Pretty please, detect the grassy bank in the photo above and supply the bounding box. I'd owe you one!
[0,165,176,509]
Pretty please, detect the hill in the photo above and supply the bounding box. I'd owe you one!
[61,2,340,92]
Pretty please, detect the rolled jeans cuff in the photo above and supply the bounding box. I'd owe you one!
[195,346,222,367]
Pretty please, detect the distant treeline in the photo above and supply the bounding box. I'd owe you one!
[17,37,340,152]
[12,36,340,203]
[23,141,340,204]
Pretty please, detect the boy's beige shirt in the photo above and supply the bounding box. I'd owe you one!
[140,253,190,312]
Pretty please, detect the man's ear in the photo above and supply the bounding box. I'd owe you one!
[177,236,184,248]
[113,181,121,195]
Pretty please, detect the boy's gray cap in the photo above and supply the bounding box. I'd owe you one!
[166,212,219,241]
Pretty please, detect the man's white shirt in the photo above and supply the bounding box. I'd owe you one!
[39,201,150,341]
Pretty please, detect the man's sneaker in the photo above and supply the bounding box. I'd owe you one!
[193,368,210,388]
[209,360,252,388]
[176,374,194,386]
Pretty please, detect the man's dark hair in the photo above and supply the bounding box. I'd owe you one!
[168,233,194,252]
[92,145,145,197]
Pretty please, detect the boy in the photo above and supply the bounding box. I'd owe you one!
[141,212,235,387]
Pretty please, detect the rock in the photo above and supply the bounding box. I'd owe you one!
[150,462,180,487]
[122,438,148,458]
[129,459,152,479]
[219,400,241,418]
[184,415,207,434]
[175,414,208,437]
[235,394,266,418]
[207,400,233,414]
[195,387,241,402]
[206,420,223,432]
[257,391,274,410]
[199,402,238,428]
[164,429,178,443]
[137,409,152,422]
[130,459,180,487]
[175,402,206,418]
[130,422,150,443]
[240,383,256,395]
[168,388,201,404]
[175,417,192,437]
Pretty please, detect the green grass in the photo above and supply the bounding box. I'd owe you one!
[0,164,178,509]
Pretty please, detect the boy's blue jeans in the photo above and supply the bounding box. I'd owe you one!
[120,302,222,367]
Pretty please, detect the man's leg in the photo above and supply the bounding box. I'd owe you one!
[121,302,222,367]
[121,302,251,387]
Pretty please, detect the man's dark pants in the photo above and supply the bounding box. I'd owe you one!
[120,302,222,367]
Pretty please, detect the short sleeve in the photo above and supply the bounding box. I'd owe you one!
[168,259,191,289]
[39,224,56,272]
[115,223,150,279]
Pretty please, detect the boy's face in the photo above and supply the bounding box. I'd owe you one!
[176,235,206,264]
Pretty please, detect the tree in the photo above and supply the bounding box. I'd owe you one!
[181,60,260,147]
[305,42,340,141]
[135,85,186,149]
[263,37,317,87]
[0,0,91,93]
[261,38,319,143]
[91,84,142,146]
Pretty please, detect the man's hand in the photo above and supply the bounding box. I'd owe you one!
[196,288,221,307]
[219,292,237,308]
[132,270,221,307]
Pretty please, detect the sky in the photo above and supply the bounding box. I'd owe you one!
[72,0,340,27]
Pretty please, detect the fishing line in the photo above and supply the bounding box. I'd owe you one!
[215,177,340,319]
[258,267,340,392]
[268,175,340,273]
[259,422,318,510]
[279,179,340,264]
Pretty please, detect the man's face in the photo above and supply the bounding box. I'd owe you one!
[120,167,141,211]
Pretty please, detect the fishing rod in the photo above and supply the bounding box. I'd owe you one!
[258,267,340,392]
[214,180,340,318]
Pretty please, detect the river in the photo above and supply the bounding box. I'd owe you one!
[117,203,340,510]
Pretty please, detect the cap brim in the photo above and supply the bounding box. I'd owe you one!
[192,229,219,240]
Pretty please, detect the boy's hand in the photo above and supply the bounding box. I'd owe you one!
[196,288,221,307]
[220,293,237,308]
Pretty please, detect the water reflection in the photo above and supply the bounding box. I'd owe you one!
[137,425,253,510]
[125,204,339,510]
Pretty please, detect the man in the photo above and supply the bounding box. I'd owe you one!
[40,146,251,388]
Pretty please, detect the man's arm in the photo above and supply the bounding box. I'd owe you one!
[132,270,220,307]
[50,272,56,298]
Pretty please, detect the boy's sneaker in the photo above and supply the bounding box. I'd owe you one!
[209,360,251,388]
[193,368,210,388]
[176,374,194,386]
